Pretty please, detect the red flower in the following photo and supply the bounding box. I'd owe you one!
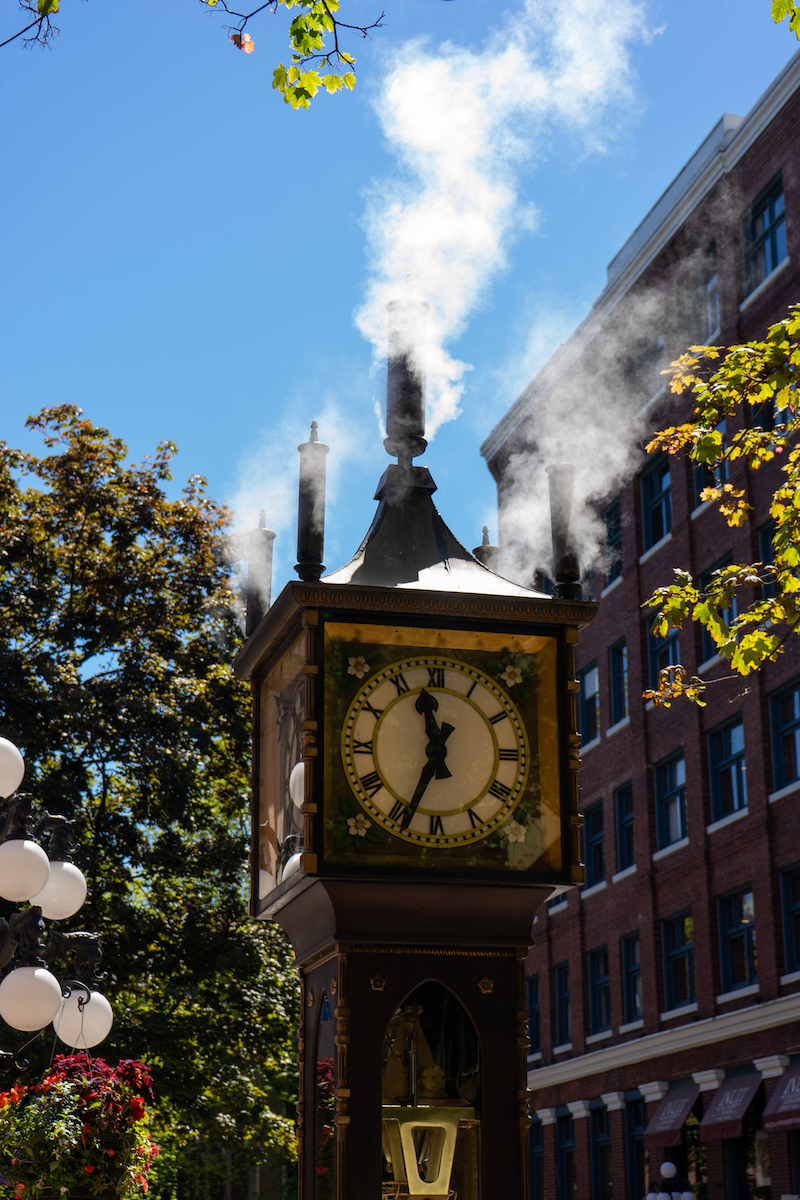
[85,1165,95,1173]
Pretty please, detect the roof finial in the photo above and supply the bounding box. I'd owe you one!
[310,420,319,444]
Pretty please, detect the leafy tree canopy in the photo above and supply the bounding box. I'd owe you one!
[643,306,800,707]
[0,406,299,1195]
[2,0,383,108]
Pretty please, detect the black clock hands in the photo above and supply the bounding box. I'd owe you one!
[400,690,454,830]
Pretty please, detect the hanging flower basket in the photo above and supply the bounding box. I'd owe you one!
[0,1054,159,1198]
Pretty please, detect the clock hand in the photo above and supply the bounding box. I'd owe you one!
[415,690,454,780]
[400,758,438,830]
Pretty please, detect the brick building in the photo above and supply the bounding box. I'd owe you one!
[481,51,800,1200]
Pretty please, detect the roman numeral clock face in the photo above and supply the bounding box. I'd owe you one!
[342,657,530,847]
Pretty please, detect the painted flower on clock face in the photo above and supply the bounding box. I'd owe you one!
[504,819,526,844]
[347,813,370,837]
[347,655,368,678]
[500,664,525,687]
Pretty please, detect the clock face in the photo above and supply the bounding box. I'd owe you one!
[341,656,529,847]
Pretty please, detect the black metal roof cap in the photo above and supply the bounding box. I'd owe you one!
[323,464,548,598]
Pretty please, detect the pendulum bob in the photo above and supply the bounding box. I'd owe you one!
[381,1106,474,1197]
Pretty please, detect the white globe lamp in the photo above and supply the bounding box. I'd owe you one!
[680,1192,695,1200]
[657,1192,672,1200]
[283,851,303,880]
[289,761,305,810]
[660,1164,678,1180]
[0,739,24,799]
[29,860,88,920]
[0,965,63,1031]
[53,989,113,1049]
[0,838,50,902]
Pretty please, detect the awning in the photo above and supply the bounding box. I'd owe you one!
[764,1065,800,1132]
[643,1086,700,1148]
[700,1074,762,1141]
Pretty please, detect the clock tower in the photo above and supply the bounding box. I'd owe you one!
[235,305,595,1200]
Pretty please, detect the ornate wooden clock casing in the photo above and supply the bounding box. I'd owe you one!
[235,308,595,1200]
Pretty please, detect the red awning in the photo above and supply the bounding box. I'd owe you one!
[700,1074,762,1141]
[643,1086,701,1148]
[764,1065,800,1132]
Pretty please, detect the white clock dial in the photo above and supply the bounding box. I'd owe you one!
[341,655,530,847]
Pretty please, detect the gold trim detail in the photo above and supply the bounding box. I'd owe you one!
[349,945,517,958]
[370,974,387,991]
[478,977,494,994]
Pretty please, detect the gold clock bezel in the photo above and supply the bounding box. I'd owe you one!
[341,654,530,847]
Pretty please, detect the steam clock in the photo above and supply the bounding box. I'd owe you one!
[235,308,595,1200]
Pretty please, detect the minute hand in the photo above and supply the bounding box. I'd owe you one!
[400,759,438,830]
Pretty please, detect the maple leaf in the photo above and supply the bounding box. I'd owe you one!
[230,32,255,52]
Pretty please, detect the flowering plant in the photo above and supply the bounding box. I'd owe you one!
[0,1054,159,1198]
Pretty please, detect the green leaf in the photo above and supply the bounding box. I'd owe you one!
[341,793,357,818]
[365,825,390,843]
[334,829,351,850]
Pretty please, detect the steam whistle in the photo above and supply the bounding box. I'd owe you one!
[245,509,276,636]
[545,450,581,600]
[294,421,329,582]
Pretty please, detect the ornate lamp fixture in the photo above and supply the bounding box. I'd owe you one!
[0,736,113,1070]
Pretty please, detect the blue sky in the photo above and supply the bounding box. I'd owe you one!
[2,0,798,596]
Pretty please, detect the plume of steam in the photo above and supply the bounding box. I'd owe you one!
[356,0,653,439]
[498,285,673,585]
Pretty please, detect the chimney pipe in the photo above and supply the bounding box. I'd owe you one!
[545,450,581,600]
[295,421,329,583]
[384,298,429,469]
[245,510,276,637]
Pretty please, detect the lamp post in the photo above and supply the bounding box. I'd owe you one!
[0,736,113,1067]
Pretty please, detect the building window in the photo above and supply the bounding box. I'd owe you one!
[771,678,800,791]
[719,888,756,992]
[605,498,622,585]
[699,555,736,663]
[625,1099,646,1200]
[555,963,570,1045]
[584,802,605,888]
[530,1120,545,1200]
[556,1114,577,1200]
[616,783,635,871]
[709,717,747,821]
[685,241,720,344]
[589,947,611,1033]
[693,419,728,508]
[648,619,680,690]
[527,975,541,1054]
[590,1107,612,1200]
[609,640,629,726]
[655,754,686,849]
[663,911,695,1009]
[642,455,672,550]
[759,521,776,599]
[743,172,787,296]
[635,331,666,403]
[781,865,800,975]
[622,933,642,1023]
[579,664,600,745]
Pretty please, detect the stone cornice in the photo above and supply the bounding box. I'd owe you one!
[527,992,800,1090]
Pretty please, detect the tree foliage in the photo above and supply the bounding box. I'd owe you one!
[772,0,800,37]
[643,306,800,706]
[1,0,383,108]
[0,406,299,1195]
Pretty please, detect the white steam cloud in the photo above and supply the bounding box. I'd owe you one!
[356,0,654,438]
